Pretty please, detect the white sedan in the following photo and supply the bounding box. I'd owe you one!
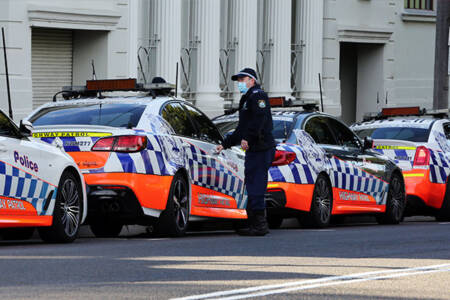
[0,109,87,243]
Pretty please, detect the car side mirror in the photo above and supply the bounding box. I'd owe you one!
[19,120,33,136]
[363,136,373,150]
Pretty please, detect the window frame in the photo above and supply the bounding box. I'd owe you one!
[160,101,198,139]
[180,102,224,144]
[325,116,363,150]
[301,115,340,146]
[0,110,24,140]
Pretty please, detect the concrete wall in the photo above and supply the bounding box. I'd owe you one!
[323,0,436,122]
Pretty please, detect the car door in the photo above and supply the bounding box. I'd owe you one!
[0,111,56,216]
[180,103,246,210]
[326,117,389,206]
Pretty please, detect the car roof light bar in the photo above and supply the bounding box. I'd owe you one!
[52,78,176,101]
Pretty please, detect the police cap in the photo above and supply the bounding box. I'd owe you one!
[231,68,258,81]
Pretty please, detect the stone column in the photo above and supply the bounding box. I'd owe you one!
[192,0,223,117]
[150,0,182,84]
[297,0,324,101]
[266,0,292,98]
[230,0,258,104]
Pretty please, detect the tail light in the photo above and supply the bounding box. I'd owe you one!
[92,135,147,153]
[413,146,430,167]
[272,150,296,166]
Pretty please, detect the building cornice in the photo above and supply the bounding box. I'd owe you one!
[337,26,393,44]
[28,4,121,30]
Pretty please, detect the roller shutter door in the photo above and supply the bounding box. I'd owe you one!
[32,28,73,108]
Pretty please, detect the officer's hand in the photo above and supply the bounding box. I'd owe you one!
[216,145,224,153]
[241,139,249,151]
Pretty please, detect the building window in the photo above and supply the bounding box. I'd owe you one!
[405,0,433,10]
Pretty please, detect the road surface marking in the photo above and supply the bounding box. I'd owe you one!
[172,263,450,300]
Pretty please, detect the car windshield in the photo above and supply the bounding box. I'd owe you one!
[30,103,146,128]
[354,127,430,142]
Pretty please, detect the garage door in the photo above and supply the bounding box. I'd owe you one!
[31,28,73,109]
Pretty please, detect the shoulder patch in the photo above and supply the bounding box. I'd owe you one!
[258,99,266,108]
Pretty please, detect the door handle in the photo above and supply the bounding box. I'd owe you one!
[0,144,7,152]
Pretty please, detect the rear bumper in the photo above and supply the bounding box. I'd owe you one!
[83,173,173,216]
[265,182,314,215]
[403,170,445,212]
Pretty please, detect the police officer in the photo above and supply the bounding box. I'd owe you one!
[216,68,275,236]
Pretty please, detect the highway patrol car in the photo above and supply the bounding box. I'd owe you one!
[351,107,450,221]
[214,102,405,228]
[0,109,87,242]
[25,78,256,237]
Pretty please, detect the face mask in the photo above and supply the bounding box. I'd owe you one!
[238,81,249,94]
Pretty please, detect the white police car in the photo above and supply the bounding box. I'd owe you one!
[214,103,406,229]
[25,79,251,237]
[351,107,450,221]
[0,109,87,242]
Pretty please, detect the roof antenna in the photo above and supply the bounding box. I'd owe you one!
[2,27,13,119]
[318,73,324,112]
[175,62,179,98]
[91,59,103,98]
[91,59,97,80]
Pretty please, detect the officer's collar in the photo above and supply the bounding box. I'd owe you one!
[244,84,260,96]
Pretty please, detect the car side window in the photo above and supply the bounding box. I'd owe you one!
[161,102,197,138]
[182,103,223,144]
[0,111,21,139]
[304,117,338,145]
[443,123,450,139]
[327,118,361,149]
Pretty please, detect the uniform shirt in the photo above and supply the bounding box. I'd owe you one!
[222,84,275,152]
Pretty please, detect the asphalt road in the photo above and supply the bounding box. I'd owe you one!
[0,217,449,300]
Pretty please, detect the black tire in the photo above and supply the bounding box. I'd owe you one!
[157,173,189,237]
[1,228,35,240]
[377,172,406,225]
[38,171,82,243]
[299,174,333,228]
[89,218,123,238]
[436,182,450,221]
[267,216,283,229]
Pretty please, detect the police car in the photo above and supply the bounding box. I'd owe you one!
[0,108,87,242]
[214,101,406,228]
[351,107,450,221]
[24,78,254,237]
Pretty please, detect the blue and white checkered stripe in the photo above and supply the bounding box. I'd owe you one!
[186,144,246,208]
[329,158,388,205]
[373,148,415,170]
[429,150,450,184]
[268,143,325,185]
[0,160,57,216]
[85,133,247,208]
[87,134,172,175]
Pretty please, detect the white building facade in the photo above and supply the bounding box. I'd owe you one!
[0,0,437,122]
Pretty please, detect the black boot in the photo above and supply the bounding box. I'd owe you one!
[237,210,269,236]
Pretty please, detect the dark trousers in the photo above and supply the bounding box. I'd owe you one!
[244,147,276,211]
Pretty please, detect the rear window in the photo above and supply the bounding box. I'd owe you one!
[30,104,146,128]
[354,127,430,143]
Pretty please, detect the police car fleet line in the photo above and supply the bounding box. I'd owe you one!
[351,106,450,221]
